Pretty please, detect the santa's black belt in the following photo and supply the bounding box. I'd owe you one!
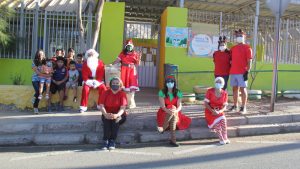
[88,77,96,79]
[121,63,134,67]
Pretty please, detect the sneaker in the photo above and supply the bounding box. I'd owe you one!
[102,140,109,150]
[108,140,116,150]
[219,140,226,145]
[79,109,85,113]
[45,94,49,100]
[157,127,164,134]
[228,105,237,112]
[73,97,77,103]
[33,108,39,114]
[225,139,231,144]
[239,107,247,114]
[38,94,42,100]
[169,141,180,147]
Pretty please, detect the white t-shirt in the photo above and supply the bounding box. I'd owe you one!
[68,69,79,83]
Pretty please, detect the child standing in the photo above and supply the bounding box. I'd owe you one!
[76,53,83,86]
[38,59,53,100]
[65,61,79,102]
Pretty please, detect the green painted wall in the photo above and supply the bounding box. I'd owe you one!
[162,7,300,93]
[0,59,32,85]
[100,2,125,64]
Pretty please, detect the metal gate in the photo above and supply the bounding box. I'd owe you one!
[124,22,160,88]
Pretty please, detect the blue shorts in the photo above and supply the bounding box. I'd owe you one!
[230,74,247,88]
[39,77,51,84]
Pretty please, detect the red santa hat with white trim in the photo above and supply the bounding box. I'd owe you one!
[125,39,134,48]
[85,49,99,59]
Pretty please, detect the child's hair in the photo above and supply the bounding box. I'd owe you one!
[68,48,75,53]
[69,60,76,66]
[77,53,83,58]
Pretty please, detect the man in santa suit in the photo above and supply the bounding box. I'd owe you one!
[113,39,141,109]
[80,49,107,113]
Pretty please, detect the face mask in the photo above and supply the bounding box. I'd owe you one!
[126,46,133,52]
[236,37,244,43]
[215,83,223,89]
[166,82,175,89]
[219,46,226,51]
[111,84,120,91]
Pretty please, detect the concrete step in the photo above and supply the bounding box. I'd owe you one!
[1,113,300,135]
[0,122,299,146]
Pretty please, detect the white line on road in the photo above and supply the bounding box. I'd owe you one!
[10,150,78,161]
[110,150,162,156]
[236,140,300,144]
[173,144,218,155]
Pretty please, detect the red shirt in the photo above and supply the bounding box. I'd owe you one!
[118,51,139,64]
[213,50,231,76]
[230,44,253,74]
[99,89,127,114]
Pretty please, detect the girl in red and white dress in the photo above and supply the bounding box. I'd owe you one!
[204,77,230,145]
[113,39,141,109]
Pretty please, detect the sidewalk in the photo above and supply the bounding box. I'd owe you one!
[0,88,299,146]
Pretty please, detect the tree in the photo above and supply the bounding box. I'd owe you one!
[0,6,15,47]
[77,0,104,52]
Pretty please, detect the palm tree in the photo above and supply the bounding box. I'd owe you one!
[0,5,14,47]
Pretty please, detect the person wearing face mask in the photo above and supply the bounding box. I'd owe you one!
[156,75,192,147]
[229,29,253,114]
[204,77,230,145]
[98,77,127,150]
[113,39,141,109]
[213,36,231,90]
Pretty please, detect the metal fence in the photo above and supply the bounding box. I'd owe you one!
[0,9,96,59]
[188,9,300,64]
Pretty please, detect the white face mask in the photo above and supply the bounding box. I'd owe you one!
[236,37,244,43]
[219,46,226,51]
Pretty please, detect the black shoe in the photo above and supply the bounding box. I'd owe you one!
[228,105,237,112]
[102,140,109,150]
[169,141,180,147]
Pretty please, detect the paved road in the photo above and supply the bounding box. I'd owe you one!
[1,133,300,169]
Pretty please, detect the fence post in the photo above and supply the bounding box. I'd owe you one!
[32,0,40,58]
[18,0,25,59]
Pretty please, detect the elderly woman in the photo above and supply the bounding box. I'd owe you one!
[204,77,230,145]
[157,75,192,147]
[98,77,127,150]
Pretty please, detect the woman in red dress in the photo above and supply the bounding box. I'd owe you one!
[98,77,127,150]
[113,39,141,109]
[204,77,230,145]
[157,75,192,147]
[213,36,231,90]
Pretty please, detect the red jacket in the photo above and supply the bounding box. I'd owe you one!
[82,60,105,82]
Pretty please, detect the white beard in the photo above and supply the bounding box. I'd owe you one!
[87,57,99,78]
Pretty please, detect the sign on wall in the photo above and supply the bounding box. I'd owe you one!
[188,23,219,57]
[165,27,188,48]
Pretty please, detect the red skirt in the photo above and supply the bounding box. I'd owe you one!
[121,66,138,90]
[205,109,226,128]
[157,108,192,130]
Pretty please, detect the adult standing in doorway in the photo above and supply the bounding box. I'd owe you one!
[213,36,231,90]
[113,39,141,109]
[228,29,253,114]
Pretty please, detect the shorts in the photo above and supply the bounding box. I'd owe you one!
[50,82,66,94]
[66,81,78,88]
[230,74,247,88]
[39,77,51,84]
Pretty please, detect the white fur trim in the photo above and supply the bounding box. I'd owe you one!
[130,86,140,91]
[224,102,228,106]
[80,106,87,111]
[208,115,226,129]
[204,98,210,103]
[125,44,134,48]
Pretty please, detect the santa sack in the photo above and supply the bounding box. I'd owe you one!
[105,64,121,87]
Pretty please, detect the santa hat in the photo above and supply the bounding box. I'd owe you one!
[85,49,99,59]
[234,29,246,36]
[125,39,134,48]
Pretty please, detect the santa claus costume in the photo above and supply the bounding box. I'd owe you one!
[204,77,230,145]
[80,49,107,113]
[114,39,140,109]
